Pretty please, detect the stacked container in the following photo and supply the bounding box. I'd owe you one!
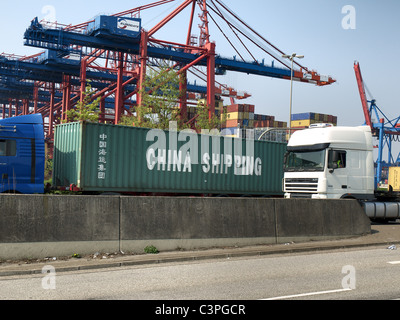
[193,99,224,119]
[222,104,287,131]
[252,114,273,128]
[223,104,255,128]
[290,112,337,129]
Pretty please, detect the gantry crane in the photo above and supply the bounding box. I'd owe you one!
[1,0,336,141]
[354,61,400,187]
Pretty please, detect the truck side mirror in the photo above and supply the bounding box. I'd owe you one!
[329,162,338,173]
[328,150,339,172]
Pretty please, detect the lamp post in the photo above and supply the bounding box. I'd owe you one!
[282,53,304,137]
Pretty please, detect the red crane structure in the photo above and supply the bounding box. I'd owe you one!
[0,0,336,141]
[354,61,373,129]
[354,61,400,187]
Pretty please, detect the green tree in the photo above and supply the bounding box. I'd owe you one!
[64,82,100,123]
[120,65,187,130]
[120,64,227,132]
[195,99,227,132]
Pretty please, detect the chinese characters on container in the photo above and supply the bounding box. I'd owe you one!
[98,133,108,180]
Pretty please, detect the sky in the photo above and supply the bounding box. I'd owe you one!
[0,0,399,127]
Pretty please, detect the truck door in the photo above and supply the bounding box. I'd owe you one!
[328,150,349,197]
[0,139,17,193]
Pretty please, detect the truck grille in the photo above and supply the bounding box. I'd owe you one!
[285,178,319,193]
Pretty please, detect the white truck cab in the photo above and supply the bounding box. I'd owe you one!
[284,125,375,199]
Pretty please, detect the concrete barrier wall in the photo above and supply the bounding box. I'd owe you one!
[0,195,371,260]
[0,195,121,260]
[274,199,371,243]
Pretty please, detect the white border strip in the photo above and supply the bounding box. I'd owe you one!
[261,288,352,300]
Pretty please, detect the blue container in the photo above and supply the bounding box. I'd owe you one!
[291,112,316,121]
[87,16,141,40]
[308,112,316,120]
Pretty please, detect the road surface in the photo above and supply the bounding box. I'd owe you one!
[1,246,400,301]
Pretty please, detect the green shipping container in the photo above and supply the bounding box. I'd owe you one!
[53,122,286,195]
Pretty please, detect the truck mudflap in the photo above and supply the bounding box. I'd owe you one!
[362,201,400,221]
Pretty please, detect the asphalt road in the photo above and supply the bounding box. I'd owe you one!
[2,246,400,301]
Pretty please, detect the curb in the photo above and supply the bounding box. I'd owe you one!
[1,240,397,277]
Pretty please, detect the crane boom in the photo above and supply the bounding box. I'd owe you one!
[354,61,373,129]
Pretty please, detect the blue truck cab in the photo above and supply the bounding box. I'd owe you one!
[0,114,45,194]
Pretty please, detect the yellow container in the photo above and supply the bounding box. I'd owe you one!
[291,119,315,127]
[389,167,400,191]
[226,112,243,120]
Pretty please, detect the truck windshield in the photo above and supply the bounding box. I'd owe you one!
[284,150,326,172]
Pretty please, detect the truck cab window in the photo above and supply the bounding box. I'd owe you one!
[0,141,4,156]
[0,140,16,157]
[328,150,346,169]
[284,150,326,172]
